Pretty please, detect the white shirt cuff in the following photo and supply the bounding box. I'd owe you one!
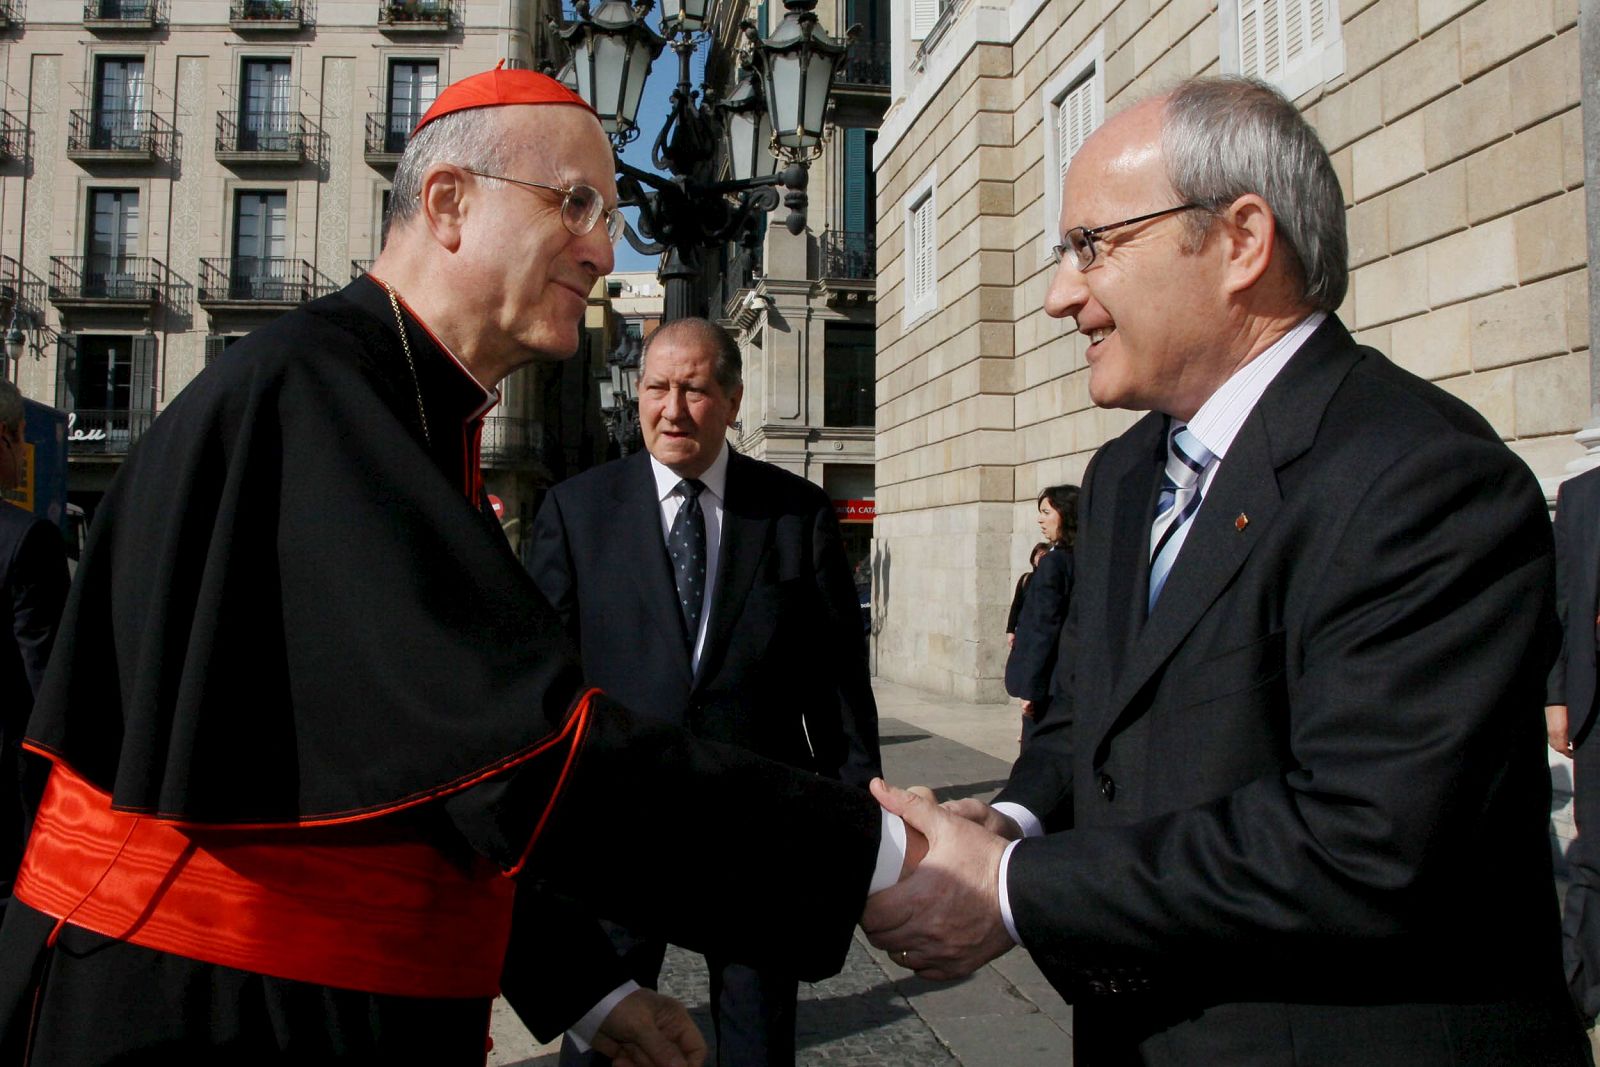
[566,980,642,1052]
[998,838,1024,944]
[868,809,907,895]
[991,801,1044,838]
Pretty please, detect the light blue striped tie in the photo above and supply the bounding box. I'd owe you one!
[1148,424,1214,612]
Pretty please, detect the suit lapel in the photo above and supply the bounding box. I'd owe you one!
[1102,417,1167,689]
[1095,317,1365,752]
[696,451,772,688]
[619,453,694,685]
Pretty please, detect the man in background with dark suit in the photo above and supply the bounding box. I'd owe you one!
[861,76,1586,1065]
[0,379,68,916]
[1548,464,1600,1028]
[530,317,881,1066]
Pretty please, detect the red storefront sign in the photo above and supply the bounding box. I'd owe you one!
[834,498,876,522]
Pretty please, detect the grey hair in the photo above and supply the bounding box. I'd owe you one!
[1161,76,1348,312]
[387,107,515,235]
[0,377,22,432]
[643,317,743,393]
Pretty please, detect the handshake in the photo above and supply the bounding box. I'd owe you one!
[861,778,1023,981]
[583,780,1024,1067]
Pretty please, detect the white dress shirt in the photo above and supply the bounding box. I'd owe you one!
[991,312,1327,943]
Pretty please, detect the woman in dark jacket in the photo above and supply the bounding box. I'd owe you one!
[1004,484,1078,745]
[1006,541,1053,648]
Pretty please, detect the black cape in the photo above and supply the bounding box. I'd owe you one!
[1,279,882,1061]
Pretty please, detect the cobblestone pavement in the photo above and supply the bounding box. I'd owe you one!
[489,683,1075,1066]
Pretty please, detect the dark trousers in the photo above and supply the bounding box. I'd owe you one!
[1566,738,1600,1024]
[559,921,798,1067]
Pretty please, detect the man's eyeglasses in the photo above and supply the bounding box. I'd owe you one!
[1051,203,1202,271]
[458,167,625,244]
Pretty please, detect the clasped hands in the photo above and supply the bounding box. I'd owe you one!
[860,779,1022,981]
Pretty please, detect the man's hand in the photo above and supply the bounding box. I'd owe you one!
[862,778,1014,981]
[1020,699,1036,719]
[1548,704,1573,757]
[942,798,1023,841]
[590,988,707,1067]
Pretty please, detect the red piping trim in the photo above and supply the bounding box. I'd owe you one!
[505,692,593,877]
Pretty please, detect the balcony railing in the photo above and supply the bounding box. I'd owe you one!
[66,108,174,159]
[228,0,306,26]
[83,0,163,27]
[197,258,328,306]
[377,0,457,30]
[0,109,23,161]
[836,40,890,88]
[821,230,875,281]
[480,416,542,467]
[364,110,415,164]
[351,259,372,280]
[917,0,958,61]
[0,0,18,29]
[66,408,157,455]
[49,256,165,305]
[215,111,310,161]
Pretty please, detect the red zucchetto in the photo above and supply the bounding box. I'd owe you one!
[413,60,595,135]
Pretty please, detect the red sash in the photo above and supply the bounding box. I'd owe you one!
[16,766,516,999]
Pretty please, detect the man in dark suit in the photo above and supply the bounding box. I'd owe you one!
[861,76,1587,1065]
[0,379,69,914]
[1548,464,1600,1027]
[529,316,881,1066]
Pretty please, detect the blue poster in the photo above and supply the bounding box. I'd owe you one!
[1,398,69,530]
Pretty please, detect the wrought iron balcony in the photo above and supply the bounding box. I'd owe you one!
[0,110,23,162]
[377,0,457,31]
[83,0,164,29]
[0,0,18,29]
[351,259,372,281]
[835,40,890,88]
[215,111,311,163]
[821,230,875,281]
[198,258,328,307]
[480,416,543,467]
[65,408,157,455]
[49,256,165,308]
[364,111,414,165]
[228,0,307,28]
[66,108,174,161]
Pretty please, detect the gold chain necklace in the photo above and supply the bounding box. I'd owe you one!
[376,278,432,448]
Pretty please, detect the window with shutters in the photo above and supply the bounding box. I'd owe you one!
[908,0,938,38]
[903,170,937,326]
[1040,35,1104,264]
[1222,0,1343,100]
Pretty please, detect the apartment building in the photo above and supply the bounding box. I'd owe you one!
[0,0,580,530]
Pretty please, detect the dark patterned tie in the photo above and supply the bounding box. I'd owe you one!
[667,478,707,649]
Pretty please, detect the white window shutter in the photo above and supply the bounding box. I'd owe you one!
[1307,0,1327,48]
[1239,0,1261,77]
[910,0,937,38]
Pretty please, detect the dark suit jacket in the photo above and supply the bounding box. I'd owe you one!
[996,317,1584,1065]
[528,448,880,788]
[1549,466,1600,746]
[1,501,68,891]
[1004,545,1073,704]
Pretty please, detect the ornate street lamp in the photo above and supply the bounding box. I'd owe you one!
[595,330,643,454]
[560,0,667,141]
[552,0,855,321]
[718,56,777,181]
[756,0,847,155]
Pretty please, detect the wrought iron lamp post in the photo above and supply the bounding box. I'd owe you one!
[556,0,852,322]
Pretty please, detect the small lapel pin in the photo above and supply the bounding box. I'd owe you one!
[1234,513,1249,532]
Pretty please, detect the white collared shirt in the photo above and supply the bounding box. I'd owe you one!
[990,311,1327,944]
[648,440,730,674]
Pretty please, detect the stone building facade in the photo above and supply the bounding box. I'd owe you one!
[872,0,1590,700]
[703,0,888,580]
